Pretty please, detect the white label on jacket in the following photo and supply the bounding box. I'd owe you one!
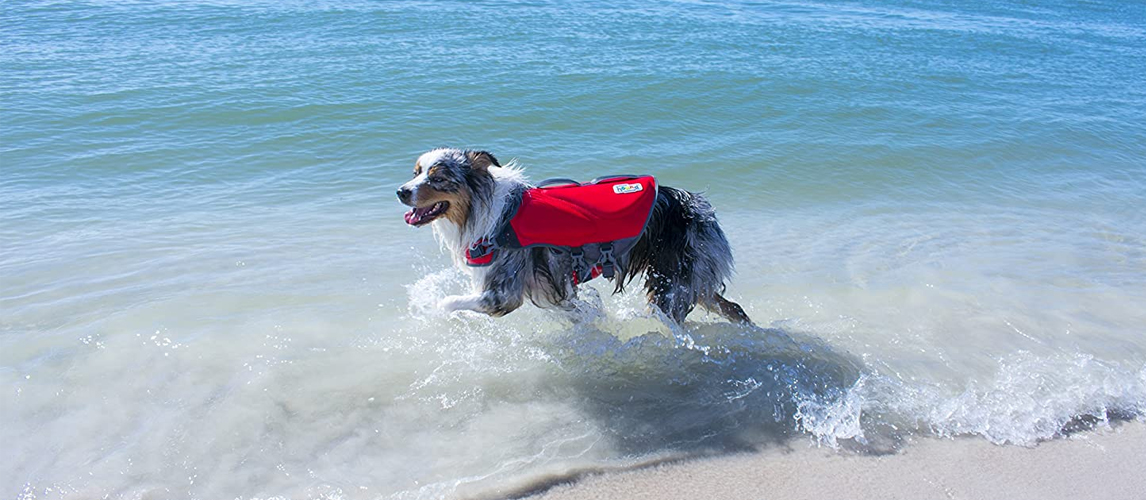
[613,183,643,194]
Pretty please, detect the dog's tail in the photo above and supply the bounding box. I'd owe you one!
[621,187,750,324]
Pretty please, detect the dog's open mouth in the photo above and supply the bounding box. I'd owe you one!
[404,201,449,226]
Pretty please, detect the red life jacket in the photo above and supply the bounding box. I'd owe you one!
[466,175,658,284]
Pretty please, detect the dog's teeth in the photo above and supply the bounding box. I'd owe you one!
[403,202,448,226]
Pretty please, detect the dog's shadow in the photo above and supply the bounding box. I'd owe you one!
[493,320,878,499]
[556,320,870,453]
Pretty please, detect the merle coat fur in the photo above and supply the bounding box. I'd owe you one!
[397,148,750,324]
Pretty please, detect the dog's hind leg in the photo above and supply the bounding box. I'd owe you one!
[630,186,747,325]
[703,293,752,325]
[647,281,698,324]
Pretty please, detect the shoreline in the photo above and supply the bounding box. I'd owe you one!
[523,422,1146,500]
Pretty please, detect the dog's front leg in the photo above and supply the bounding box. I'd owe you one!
[440,289,524,317]
[440,260,526,317]
[440,294,484,313]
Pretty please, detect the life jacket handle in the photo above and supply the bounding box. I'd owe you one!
[589,174,639,184]
[536,175,640,189]
[536,178,581,188]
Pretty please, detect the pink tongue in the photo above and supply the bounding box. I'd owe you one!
[404,206,433,225]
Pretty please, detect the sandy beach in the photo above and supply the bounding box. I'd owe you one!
[527,423,1146,500]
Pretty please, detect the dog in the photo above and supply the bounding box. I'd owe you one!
[397,147,751,325]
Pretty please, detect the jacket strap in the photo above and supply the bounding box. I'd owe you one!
[597,242,616,279]
[465,238,498,267]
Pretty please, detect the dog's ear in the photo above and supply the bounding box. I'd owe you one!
[466,150,501,171]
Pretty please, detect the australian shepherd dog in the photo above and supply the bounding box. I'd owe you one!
[397,147,751,325]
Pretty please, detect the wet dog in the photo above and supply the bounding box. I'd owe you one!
[397,147,750,324]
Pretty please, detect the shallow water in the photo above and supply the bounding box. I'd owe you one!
[3,0,1146,498]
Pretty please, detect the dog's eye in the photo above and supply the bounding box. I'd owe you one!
[429,176,447,183]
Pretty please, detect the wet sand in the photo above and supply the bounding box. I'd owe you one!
[527,422,1146,500]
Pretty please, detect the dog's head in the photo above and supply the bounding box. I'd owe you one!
[397,148,499,227]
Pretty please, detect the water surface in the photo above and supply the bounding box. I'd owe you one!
[2,0,1145,498]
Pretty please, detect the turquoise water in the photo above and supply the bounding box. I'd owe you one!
[3,0,1146,498]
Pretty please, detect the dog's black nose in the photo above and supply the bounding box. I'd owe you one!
[397,187,412,204]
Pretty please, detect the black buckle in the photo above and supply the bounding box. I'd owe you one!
[598,243,616,279]
[469,238,495,259]
[571,247,586,267]
[570,247,588,283]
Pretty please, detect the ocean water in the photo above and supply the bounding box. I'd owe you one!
[2,0,1145,498]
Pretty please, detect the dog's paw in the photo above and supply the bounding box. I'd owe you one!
[439,295,480,313]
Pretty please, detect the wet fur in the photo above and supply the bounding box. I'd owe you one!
[398,148,751,324]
